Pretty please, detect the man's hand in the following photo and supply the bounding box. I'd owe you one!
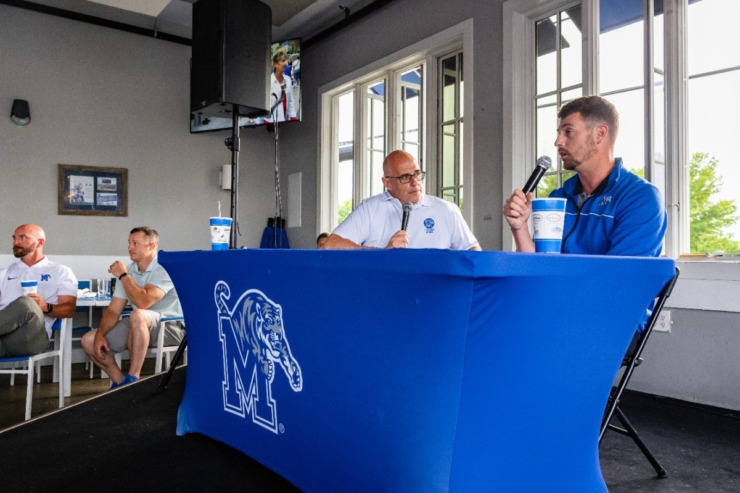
[93,331,113,361]
[108,260,127,279]
[25,293,48,312]
[503,189,533,231]
[385,230,409,249]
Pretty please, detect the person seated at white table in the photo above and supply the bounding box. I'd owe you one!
[324,150,481,250]
[81,227,183,389]
[0,224,77,357]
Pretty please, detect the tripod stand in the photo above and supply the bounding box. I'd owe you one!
[156,335,187,393]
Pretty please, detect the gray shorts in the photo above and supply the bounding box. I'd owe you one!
[105,311,185,353]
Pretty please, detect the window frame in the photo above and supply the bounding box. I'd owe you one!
[318,20,475,234]
[503,0,692,258]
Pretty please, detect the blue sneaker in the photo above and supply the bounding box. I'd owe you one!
[121,373,139,386]
[110,374,139,390]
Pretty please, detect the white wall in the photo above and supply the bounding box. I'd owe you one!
[1,5,277,254]
[3,1,740,411]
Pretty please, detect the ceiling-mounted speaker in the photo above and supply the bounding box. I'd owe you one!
[190,0,271,120]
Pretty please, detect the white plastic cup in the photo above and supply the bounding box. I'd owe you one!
[531,198,567,253]
[21,280,38,295]
[210,217,233,251]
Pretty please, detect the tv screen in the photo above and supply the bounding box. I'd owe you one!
[190,39,302,133]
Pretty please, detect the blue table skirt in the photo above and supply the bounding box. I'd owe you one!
[160,249,675,493]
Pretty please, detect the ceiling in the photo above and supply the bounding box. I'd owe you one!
[15,0,376,42]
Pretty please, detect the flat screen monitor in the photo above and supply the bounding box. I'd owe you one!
[190,39,302,133]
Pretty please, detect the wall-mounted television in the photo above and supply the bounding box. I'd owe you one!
[190,39,302,133]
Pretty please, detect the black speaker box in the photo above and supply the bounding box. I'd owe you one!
[190,0,272,119]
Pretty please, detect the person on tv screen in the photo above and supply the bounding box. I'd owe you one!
[267,52,297,123]
[324,150,481,250]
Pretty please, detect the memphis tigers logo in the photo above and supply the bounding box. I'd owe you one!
[215,281,303,434]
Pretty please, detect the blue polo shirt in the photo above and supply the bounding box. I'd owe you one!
[550,159,667,257]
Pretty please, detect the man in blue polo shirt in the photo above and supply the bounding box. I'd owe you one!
[503,95,667,257]
[504,96,667,341]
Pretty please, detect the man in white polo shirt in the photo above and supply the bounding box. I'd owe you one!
[324,150,481,251]
[0,224,77,357]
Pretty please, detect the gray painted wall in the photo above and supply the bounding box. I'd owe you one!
[2,1,740,411]
[1,5,277,254]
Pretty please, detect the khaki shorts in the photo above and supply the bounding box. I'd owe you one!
[104,311,185,353]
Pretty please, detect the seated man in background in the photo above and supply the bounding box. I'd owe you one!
[82,227,183,389]
[324,150,481,251]
[316,232,329,249]
[0,224,77,357]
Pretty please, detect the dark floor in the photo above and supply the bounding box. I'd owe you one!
[1,363,740,491]
[0,360,158,429]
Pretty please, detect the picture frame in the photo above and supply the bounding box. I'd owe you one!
[58,164,128,216]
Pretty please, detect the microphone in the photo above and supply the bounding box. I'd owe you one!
[522,155,552,194]
[270,93,281,114]
[401,202,413,231]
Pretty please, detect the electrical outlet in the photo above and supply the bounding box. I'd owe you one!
[655,310,672,333]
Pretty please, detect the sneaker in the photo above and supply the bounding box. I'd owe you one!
[120,373,139,386]
[109,374,139,390]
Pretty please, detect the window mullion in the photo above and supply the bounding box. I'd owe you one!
[664,0,687,257]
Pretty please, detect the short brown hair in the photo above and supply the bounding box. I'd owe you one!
[130,226,159,245]
[558,95,619,144]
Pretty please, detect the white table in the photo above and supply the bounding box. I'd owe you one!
[56,296,111,397]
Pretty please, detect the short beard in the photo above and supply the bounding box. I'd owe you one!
[13,246,32,258]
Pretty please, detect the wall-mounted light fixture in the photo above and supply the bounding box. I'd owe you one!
[10,99,31,126]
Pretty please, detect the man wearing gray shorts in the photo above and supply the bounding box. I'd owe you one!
[81,227,184,389]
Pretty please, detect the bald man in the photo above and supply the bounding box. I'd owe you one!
[0,224,77,357]
[325,150,481,250]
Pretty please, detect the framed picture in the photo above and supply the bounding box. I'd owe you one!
[58,164,128,216]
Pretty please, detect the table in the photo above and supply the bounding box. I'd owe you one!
[55,296,110,397]
[160,249,675,492]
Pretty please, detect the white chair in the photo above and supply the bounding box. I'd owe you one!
[0,317,70,420]
[147,316,186,374]
[91,315,185,377]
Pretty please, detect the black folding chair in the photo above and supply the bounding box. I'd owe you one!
[599,266,680,479]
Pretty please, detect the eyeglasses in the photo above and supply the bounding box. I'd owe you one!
[384,170,426,184]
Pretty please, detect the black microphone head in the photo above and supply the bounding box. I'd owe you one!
[402,202,413,213]
[536,155,552,170]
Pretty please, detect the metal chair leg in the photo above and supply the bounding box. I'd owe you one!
[610,405,668,479]
[157,335,187,394]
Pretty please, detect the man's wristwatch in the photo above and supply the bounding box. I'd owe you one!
[45,303,54,314]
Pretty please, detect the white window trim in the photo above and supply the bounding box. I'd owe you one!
[317,19,475,234]
[502,0,596,251]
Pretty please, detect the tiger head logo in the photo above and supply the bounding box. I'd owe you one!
[215,281,302,433]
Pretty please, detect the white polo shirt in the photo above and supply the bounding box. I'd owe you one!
[0,257,78,336]
[332,191,479,250]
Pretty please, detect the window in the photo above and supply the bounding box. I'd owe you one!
[439,52,465,208]
[534,5,583,196]
[319,21,474,233]
[505,0,740,256]
[686,0,740,255]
